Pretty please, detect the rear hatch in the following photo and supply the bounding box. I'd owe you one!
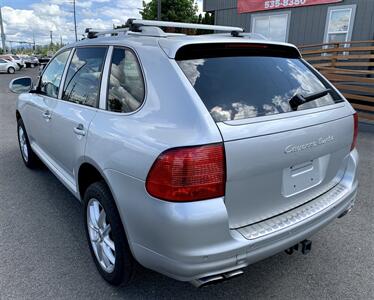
[176,42,355,228]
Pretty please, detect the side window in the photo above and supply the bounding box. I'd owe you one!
[62,47,107,107]
[39,50,70,98]
[0,59,6,63]
[107,48,145,113]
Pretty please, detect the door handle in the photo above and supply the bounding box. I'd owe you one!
[42,110,51,120]
[73,124,86,136]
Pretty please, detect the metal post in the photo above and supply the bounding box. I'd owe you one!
[73,0,78,41]
[32,32,36,52]
[157,0,161,21]
[0,5,6,53]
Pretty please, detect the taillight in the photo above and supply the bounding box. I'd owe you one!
[146,143,226,202]
[351,113,358,151]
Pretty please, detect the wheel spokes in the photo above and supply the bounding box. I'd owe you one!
[100,245,111,268]
[98,209,106,229]
[89,201,100,229]
[101,224,111,237]
[103,236,115,251]
[102,243,115,264]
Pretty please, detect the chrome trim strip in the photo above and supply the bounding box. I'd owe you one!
[237,184,348,240]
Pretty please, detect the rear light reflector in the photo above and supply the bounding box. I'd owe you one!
[351,113,358,151]
[146,144,226,202]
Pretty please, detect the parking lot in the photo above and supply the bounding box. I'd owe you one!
[0,67,373,299]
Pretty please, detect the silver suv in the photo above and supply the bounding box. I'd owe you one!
[10,20,359,287]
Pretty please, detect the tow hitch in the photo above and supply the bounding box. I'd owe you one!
[285,239,312,255]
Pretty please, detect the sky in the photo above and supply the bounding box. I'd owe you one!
[0,0,203,46]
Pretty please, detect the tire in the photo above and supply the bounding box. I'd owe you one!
[7,67,15,74]
[17,118,40,168]
[83,181,136,286]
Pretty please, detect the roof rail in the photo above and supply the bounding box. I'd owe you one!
[85,18,244,39]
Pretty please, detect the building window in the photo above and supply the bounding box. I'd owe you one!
[324,5,356,44]
[251,12,290,42]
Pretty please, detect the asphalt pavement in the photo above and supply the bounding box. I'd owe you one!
[0,68,373,299]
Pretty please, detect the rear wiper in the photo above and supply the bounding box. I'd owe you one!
[289,88,331,111]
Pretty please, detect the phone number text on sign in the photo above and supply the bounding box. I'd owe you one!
[265,0,307,9]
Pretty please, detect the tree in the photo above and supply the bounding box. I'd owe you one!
[141,0,198,23]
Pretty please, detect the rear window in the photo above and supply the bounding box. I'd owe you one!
[177,43,343,122]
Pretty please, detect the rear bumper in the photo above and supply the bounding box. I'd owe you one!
[108,149,358,282]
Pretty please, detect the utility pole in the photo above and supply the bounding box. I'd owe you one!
[0,5,6,53]
[157,0,161,21]
[73,0,78,41]
[60,35,63,47]
[50,30,53,49]
[32,32,36,52]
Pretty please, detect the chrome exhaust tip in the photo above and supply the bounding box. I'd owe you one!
[338,201,355,219]
[190,275,224,288]
[223,269,244,279]
[190,269,244,288]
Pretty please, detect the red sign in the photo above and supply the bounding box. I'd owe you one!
[238,0,343,13]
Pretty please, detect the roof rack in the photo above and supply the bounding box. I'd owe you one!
[85,18,244,39]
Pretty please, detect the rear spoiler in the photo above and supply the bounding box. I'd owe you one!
[175,43,301,60]
[159,38,301,59]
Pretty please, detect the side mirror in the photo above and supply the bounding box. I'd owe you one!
[9,77,33,94]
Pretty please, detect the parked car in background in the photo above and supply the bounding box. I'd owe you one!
[0,55,25,69]
[23,56,39,68]
[9,19,359,288]
[3,58,20,70]
[37,56,51,66]
[0,58,18,73]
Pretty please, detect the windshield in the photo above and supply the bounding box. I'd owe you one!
[177,56,342,122]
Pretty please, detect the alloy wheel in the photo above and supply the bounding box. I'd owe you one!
[87,198,116,273]
[18,126,28,162]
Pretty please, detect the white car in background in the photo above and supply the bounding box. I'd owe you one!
[0,58,18,73]
[0,54,25,69]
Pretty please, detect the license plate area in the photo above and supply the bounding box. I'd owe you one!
[282,159,321,197]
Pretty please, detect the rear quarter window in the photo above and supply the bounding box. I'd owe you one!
[107,47,145,113]
[176,43,343,122]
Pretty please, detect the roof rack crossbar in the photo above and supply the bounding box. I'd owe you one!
[85,27,129,38]
[131,19,244,33]
[85,19,244,39]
